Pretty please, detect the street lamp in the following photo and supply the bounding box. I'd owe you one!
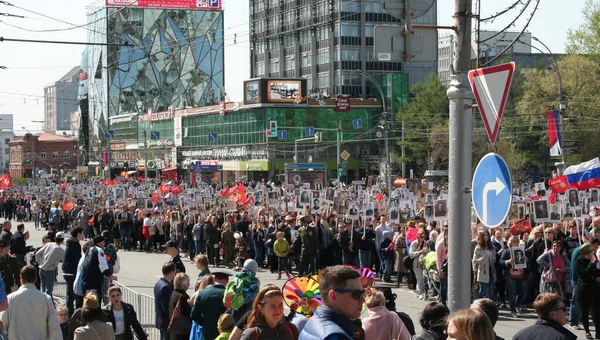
[355,70,394,198]
[520,37,568,174]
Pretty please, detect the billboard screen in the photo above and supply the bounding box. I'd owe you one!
[105,0,222,10]
[243,80,261,105]
[267,80,303,103]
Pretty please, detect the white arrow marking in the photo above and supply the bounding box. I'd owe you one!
[482,177,506,226]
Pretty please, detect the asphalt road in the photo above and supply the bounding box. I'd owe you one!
[18,222,593,339]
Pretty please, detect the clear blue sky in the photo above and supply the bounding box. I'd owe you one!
[0,0,586,132]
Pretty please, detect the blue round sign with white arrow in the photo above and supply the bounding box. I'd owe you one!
[472,153,512,228]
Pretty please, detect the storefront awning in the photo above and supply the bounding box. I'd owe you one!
[161,167,177,172]
[127,171,138,175]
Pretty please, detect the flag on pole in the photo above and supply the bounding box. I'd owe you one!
[547,110,562,157]
[564,157,600,190]
[221,185,246,203]
[0,174,12,190]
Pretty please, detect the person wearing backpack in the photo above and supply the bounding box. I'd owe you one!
[240,285,299,340]
[224,259,261,323]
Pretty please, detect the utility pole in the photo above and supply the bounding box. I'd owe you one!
[447,0,474,312]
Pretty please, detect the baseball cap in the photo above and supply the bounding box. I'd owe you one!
[165,240,178,248]
[243,259,259,273]
[55,232,65,241]
[382,230,391,237]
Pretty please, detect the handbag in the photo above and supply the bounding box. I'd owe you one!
[167,295,192,334]
[542,266,558,283]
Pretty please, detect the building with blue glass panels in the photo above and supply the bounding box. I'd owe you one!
[78,3,224,167]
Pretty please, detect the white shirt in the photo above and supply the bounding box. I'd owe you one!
[1,284,63,340]
[113,309,125,335]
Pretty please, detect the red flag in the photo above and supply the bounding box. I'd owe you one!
[59,182,67,191]
[112,178,118,185]
[548,192,557,204]
[548,175,570,194]
[0,174,12,190]
[138,176,145,182]
[104,179,112,186]
[151,193,159,203]
[222,185,246,203]
[159,184,170,195]
[375,193,384,201]
[171,185,182,195]
[531,195,541,201]
[64,201,76,212]
[510,219,532,236]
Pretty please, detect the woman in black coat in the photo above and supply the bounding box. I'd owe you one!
[168,273,192,340]
[575,243,600,339]
[103,286,147,340]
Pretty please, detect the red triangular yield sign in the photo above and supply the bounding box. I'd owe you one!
[468,62,515,144]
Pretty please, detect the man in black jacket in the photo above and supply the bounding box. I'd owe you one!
[10,223,32,273]
[513,293,577,340]
[63,227,84,316]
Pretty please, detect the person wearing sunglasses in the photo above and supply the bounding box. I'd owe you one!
[299,265,365,340]
[513,292,577,340]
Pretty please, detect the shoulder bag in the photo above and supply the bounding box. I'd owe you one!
[167,295,192,334]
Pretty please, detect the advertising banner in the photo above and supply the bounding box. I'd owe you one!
[106,0,222,10]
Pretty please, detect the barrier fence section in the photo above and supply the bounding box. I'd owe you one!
[53,271,160,340]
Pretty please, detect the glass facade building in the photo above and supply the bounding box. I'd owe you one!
[79,3,224,167]
[249,0,435,112]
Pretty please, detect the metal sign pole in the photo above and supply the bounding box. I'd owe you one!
[447,0,474,312]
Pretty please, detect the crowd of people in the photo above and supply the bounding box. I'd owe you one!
[0,178,596,339]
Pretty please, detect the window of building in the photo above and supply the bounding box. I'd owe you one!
[53,151,58,159]
[301,54,311,67]
[317,27,329,41]
[270,61,280,73]
[285,58,295,70]
[256,62,265,76]
[64,151,70,159]
[317,50,329,64]
[342,74,361,86]
[299,31,311,45]
[3,139,9,145]
[317,73,329,89]
[26,151,31,160]
[365,23,375,38]
[341,22,360,37]
[41,150,46,159]
[341,48,360,61]
[341,0,361,12]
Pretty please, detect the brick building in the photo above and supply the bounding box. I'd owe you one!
[9,133,78,178]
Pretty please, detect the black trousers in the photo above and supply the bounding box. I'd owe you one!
[579,285,600,337]
[64,275,82,316]
[207,243,219,266]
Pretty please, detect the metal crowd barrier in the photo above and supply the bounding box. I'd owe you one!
[52,269,160,340]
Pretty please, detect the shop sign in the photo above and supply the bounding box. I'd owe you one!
[182,146,267,160]
[138,107,174,123]
[335,95,351,112]
[110,142,126,151]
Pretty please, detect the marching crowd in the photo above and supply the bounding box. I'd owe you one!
[0,178,597,339]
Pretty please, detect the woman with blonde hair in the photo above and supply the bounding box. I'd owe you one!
[240,285,298,340]
[168,273,192,340]
[446,308,495,340]
[410,228,430,299]
[363,291,411,340]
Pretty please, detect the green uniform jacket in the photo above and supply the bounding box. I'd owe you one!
[191,284,226,340]
[299,226,319,253]
[0,254,19,293]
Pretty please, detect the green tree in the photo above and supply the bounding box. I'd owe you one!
[566,0,600,57]
[517,54,600,165]
[395,73,449,176]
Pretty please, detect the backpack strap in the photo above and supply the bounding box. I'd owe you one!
[253,327,258,340]
[283,322,293,337]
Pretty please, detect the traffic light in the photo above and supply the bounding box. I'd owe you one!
[377,111,388,138]
[268,121,277,137]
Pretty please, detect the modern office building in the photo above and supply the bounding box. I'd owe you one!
[248,0,436,113]
[43,67,80,132]
[79,0,224,168]
[438,31,532,83]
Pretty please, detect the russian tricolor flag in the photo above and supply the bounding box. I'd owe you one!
[564,157,600,190]
[547,110,562,157]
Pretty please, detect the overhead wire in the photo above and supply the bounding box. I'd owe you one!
[478,0,532,44]
[479,0,524,22]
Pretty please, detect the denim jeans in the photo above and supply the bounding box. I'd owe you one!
[343,253,359,267]
[439,275,448,305]
[40,269,56,297]
[359,250,372,269]
[194,240,205,255]
[278,257,290,275]
[381,258,393,277]
[507,277,528,313]
[254,243,264,267]
[120,226,131,250]
[478,281,495,300]
[570,280,580,326]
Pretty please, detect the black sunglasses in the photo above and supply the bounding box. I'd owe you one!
[334,288,365,300]
[552,306,567,312]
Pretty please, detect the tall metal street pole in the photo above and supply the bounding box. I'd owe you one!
[531,36,568,174]
[447,0,474,312]
[358,70,393,197]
